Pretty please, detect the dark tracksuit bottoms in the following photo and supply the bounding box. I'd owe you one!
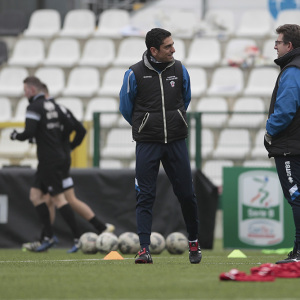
[275,156,300,251]
[135,139,199,247]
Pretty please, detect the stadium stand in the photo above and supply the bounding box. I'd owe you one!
[0,97,12,121]
[56,97,84,121]
[0,41,8,66]
[0,10,26,36]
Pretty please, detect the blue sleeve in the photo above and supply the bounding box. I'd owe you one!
[182,64,191,111]
[119,69,137,126]
[266,67,300,136]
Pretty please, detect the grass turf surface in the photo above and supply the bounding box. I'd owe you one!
[0,239,298,300]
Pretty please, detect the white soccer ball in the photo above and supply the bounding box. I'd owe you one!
[96,232,119,253]
[79,232,98,254]
[166,232,188,254]
[118,232,140,254]
[149,232,166,254]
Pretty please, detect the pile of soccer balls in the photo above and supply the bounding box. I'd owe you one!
[79,231,188,255]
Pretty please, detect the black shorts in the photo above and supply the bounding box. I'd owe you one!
[32,160,73,196]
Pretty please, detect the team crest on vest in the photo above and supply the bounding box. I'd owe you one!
[170,80,175,87]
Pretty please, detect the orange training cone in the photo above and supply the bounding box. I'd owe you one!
[103,251,124,260]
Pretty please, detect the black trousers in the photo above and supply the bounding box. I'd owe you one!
[275,156,300,250]
[135,139,199,246]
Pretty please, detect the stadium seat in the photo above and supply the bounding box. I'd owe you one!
[59,9,96,38]
[94,9,130,38]
[195,97,228,128]
[23,9,61,38]
[44,38,80,67]
[256,39,277,66]
[188,68,207,98]
[35,67,65,97]
[212,128,251,159]
[0,97,12,121]
[235,10,272,38]
[173,38,185,62]
[227,97,266,128]
[13,97,28,121]
[189,128,214,159]
[8,38,45,67]
[0,10,26,36]
[0,67,28,97]
[272,10,300,36]
[185,38,221,68]
[201,9,235,38]
[0,158,10,167]
[221,38,257,66]
[78,38,115,68]
[166,10,198,39]
[0,41,8,66]
[202,159,234,187]
[0,128,30,158]
[243,67,279,97]
[99,159,123,169]
[62,67,100,98]
[207,67,244,97]
[113,37,146,67]
[251,129,269,159]
[55,97,83,121]
[101,128,135,159]
[19,158,38,169]
[243,159,273,168]
[84,97,119,128]
[98,67,126,97]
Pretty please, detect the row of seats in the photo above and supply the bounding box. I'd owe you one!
[3,36,278,69]
[2,8,299,40]
[0,65,278,99]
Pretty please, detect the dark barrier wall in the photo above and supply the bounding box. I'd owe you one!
[0,168,218,249]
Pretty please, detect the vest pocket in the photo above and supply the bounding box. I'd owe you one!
[177,109,188,127]
[138,112,149,133]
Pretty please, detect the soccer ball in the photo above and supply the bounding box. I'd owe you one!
[96,232,119,253]
[166,232,188,254]
[149,232,166,254]
[118,232,140,254]
[79,232,98,254]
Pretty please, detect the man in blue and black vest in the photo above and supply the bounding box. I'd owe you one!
[264,24,300,264]
[119,28,201,264]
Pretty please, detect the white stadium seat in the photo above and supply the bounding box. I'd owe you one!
[23,9,61,38]
[59,9,95,38]
[213,129,251,159]
[62,67,100,98]
[44,38,80,67]
[0,97,12,121]
[78,38,115,68]
[98,68,126,97]
[55,97,84,121]
[8,38,45,67]
[251,129,269,159]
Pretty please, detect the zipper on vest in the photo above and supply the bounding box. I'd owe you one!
[177,109,188,127]
[138,112,149,133]
[159,73,167,143]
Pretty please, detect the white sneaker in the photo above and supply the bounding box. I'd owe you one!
[103,223,115,233]
[22,241,41,251]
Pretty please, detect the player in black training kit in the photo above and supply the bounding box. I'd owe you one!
[11,76,81,252]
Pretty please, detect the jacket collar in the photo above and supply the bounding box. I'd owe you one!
[143,50,175,73]
[275,47,300,70]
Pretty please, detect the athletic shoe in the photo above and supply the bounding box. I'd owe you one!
[22,241,41,252]
[67,239,80,253]
[35,236,58,252]
[103,223,115,233]
[189,241,202,264]
[276,250,300,264]
[135,248,153,264]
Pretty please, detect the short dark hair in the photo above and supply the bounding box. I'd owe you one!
[41,83,49,95]
[23,76,43,90]
[276,24,300,49]
[145,28,171,51]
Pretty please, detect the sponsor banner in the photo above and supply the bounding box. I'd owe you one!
[223,167,294,249]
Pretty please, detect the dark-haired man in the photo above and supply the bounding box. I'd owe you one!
[119,28,201,264]
[11,76,81,252]
[264,24,300,264]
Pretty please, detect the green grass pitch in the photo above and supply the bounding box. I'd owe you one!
[0,239,299,300]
